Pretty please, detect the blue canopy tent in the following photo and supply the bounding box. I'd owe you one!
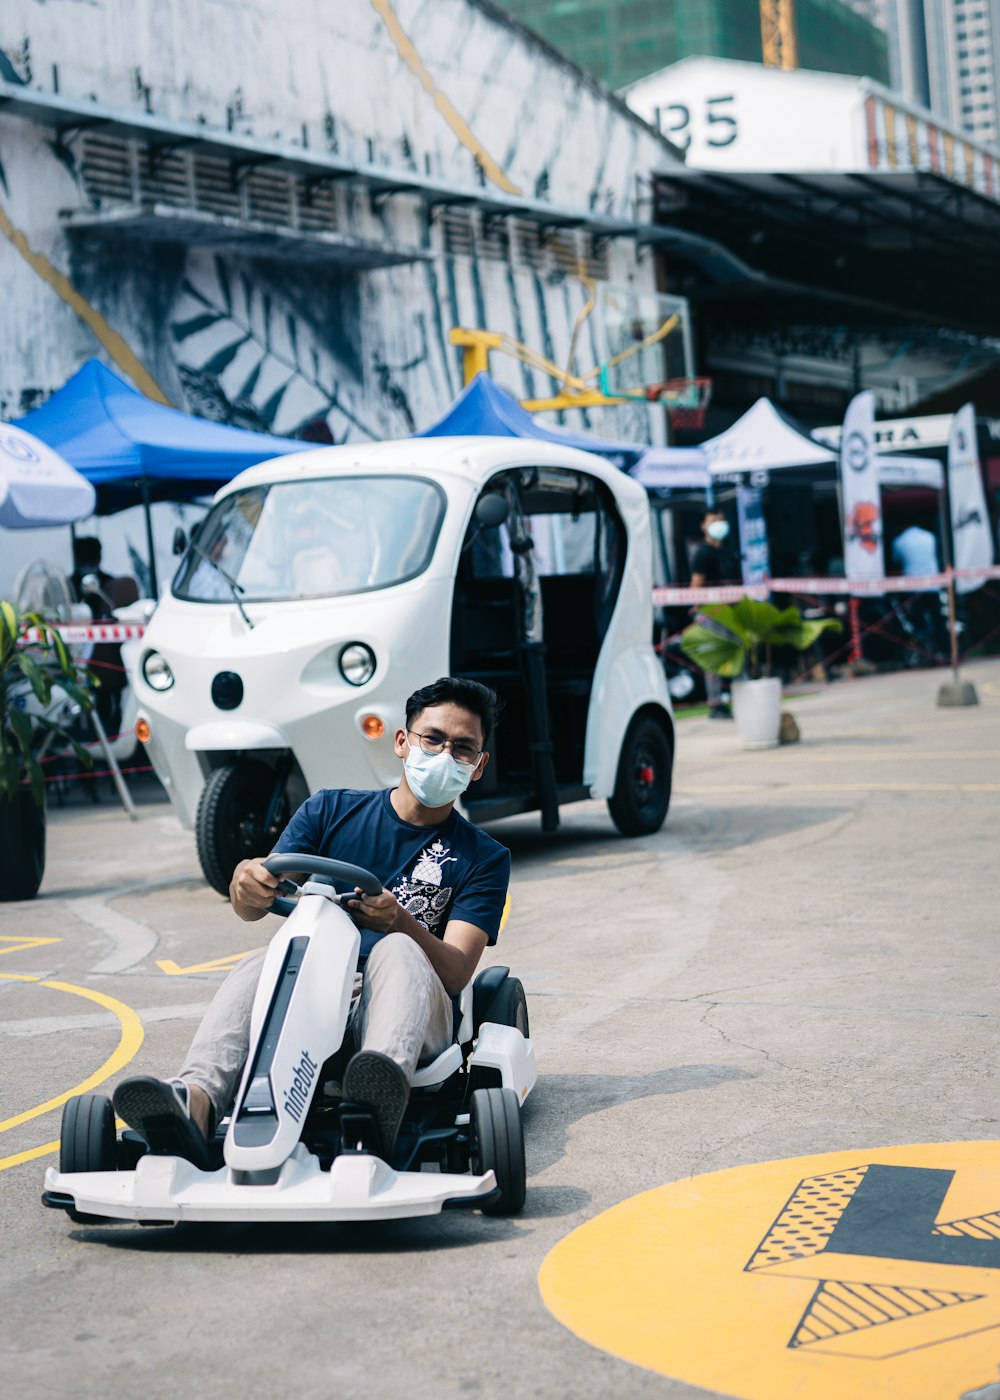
[16,359,310,591]
[416,373,650,471]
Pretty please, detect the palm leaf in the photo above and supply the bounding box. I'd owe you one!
[680,623,747,678]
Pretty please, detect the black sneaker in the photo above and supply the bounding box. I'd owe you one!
[113,1076,215,1170]
[342,1051,409,1158]
[708,704,733,720]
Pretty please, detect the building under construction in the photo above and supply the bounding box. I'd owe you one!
[497,0,890,90]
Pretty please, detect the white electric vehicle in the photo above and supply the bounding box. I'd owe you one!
[43,852,536,1225]
[131,437,674,894]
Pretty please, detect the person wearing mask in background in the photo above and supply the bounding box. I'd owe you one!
[690,509,739,719]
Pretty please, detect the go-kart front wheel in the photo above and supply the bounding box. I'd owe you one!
[471,1086,525,1216]
[59,1093,117,1224]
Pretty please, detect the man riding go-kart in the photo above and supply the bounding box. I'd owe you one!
[44,676,534,1223]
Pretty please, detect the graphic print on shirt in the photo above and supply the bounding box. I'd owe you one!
[390,840,458,933]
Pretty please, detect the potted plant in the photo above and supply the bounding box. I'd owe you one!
[681,597,841,749]
[1,600,95,900]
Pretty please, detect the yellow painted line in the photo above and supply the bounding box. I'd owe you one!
[157,950,255,976]
[499,891,511,935]
[0,975,144,1135]
[0,1137,59,1173]
[0,201,169,402]
[0,936,62,957]
[0,1119,126,1175]
[676,782,1000,794]
[370,0,523,195]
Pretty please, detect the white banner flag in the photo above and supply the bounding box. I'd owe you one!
[948,403,993,595]
[839,390,884,588]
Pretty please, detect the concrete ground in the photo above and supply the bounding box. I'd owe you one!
[1,660,998,1400]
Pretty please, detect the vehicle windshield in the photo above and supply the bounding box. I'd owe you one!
[172,475,445,603]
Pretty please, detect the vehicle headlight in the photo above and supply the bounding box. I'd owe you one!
[339,642,376,687]
[142,650,175,692]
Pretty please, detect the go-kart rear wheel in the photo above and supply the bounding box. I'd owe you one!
[195,759,291,897]
[469,975,529,1094]
[483,977,529,1039]
[471,1086,525,1216]
[608,714,672,837]
[59,1093,117,1224]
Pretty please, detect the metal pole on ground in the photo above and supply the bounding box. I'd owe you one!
[140,476,158,598]
[848,597,862,669]
[88,709,139,819]
[936,567,978,707]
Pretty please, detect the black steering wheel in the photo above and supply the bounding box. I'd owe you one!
[264,852,382,918]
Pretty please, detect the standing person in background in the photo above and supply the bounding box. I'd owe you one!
[690,509,739,720]
[890,523,947,662]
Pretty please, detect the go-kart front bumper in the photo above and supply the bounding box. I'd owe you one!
[43,1143,497,1224]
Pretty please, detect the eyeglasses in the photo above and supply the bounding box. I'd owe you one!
[407,728,483,766]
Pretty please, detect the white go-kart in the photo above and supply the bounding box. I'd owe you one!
[43,853,536,1225]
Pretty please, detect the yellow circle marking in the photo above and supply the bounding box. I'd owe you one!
[539,1141,1000,1400]
[0,974,144,1136]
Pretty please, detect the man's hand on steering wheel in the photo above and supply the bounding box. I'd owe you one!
[231,857,280,919]
[345,887,402,934]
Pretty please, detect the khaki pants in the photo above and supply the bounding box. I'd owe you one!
[178,932,454,1122]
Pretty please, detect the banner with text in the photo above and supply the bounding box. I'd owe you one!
[736,486,771,585]
[948,402,993,595]
[839,390,884,589]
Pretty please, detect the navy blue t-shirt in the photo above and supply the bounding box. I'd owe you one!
[272,788,510,958]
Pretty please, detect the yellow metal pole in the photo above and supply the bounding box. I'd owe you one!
[448,328,503,384]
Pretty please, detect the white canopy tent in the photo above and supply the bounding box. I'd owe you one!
[702,397,835,477]
[701,396,944,488]
[0,422,96,528]
[631,445,709,492]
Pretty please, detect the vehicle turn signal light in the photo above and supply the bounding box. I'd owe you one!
[361,714,384,740]
[135,718,151,744]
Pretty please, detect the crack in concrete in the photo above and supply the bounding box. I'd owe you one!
[698,1002,802,1073]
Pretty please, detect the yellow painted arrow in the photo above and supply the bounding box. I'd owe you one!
[156,951,254,976]
[0,936,63,957]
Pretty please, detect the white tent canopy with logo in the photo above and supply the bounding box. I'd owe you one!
[701,395,944,489]
[0,422,96,529]
[702,397,836,477]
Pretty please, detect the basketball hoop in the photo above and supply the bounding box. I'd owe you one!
[646,377,713,430]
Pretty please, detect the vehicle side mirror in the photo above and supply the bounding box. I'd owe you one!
[475,495,508,529]
[172,527,187,556]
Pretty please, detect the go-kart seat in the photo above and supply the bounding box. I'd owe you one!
[409,965,510,1088]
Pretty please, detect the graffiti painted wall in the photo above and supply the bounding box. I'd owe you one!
[0,0,680,587]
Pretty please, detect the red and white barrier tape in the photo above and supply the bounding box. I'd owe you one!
[653,564,1000,608]
[22,622,147,643]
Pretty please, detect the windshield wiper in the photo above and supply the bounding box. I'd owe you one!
[190,540,255,630]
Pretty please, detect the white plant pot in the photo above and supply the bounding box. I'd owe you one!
[731,677,782,750]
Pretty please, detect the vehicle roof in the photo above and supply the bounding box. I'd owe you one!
[217,435,646,505]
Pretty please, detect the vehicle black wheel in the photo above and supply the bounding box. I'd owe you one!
[195,760,290,896]
[607,714,672,837]
[470,1086,526,1217]
[59,1093,117,1224]
[468,976,530,1094]
[483,977,529,1039]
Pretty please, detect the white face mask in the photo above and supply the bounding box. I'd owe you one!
[706,520,730,542]
[404,740,475,808]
